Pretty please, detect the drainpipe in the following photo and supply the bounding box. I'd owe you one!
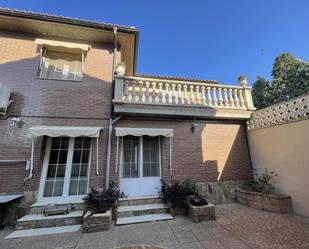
[112,27,118,82]
[105,27,119,189]
[105,115,123,189]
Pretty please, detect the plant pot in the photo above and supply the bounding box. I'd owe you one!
[236,187,293,213]
[187,199,215,222]
[82,208,112,233]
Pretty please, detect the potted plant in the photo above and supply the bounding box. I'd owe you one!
[187,195,215,222]
[82,183,125,233]
[236,168,293,213]
[160,180,187,216]
[159,180,199,216]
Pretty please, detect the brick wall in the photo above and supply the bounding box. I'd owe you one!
[0,29,253,196]
[110,117,253,185]
[0,30,114,193]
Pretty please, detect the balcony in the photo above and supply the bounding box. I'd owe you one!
[113,75,255,119]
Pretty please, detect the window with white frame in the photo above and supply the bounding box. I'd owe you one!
[123,136,139,178]
[122,136,160,178]
[142,136,160,177]
[39,49,83,81]
[43,137,91,198]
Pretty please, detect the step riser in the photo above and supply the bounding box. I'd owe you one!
[29,203,85,214]
[117,207,170,218]
[116,214,173,225]
[16,217,82,230]
[119,198,162,206]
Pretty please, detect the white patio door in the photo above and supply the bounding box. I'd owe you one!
[39,136,91,201]
[120,136,161,197]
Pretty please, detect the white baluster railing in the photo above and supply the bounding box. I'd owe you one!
[114,75,255,110]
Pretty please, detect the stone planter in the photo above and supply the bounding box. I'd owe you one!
[236,188,293,214]
[82,209,112,233]
[170,206,188,216]
[187,200,216,222]
[168,201,188,216]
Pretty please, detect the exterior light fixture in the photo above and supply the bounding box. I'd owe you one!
[10,117,22,127]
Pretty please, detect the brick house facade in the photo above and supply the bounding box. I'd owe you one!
[0,8,254,223]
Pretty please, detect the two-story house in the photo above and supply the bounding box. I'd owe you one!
[0,8,255,234]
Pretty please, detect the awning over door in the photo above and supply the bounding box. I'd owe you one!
[29,126,102,138]
[27,126,103,181]
[115,128,174,137]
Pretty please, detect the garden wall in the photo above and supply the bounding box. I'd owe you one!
[247,94,309,217]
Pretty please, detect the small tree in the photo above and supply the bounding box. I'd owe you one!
[251,76,272,109]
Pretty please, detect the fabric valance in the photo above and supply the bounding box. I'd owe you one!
[29,126,102,138]
[35,38,91,52]
[115,128,174,137]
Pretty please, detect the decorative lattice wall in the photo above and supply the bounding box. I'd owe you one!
[247,94,309,130]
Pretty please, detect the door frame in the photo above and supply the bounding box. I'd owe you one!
[38,136,92,203]
[119,135,162,197]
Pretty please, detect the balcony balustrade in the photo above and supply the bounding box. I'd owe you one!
[113,75,255,119]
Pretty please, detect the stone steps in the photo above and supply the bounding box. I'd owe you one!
[118,196,162,206]
[5,225,81,239]
[15,210,83,230]
[116,213,173,225]
[116,196,173,225]
[117,203,170,218]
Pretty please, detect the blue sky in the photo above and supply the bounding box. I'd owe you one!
[0,0,308,85]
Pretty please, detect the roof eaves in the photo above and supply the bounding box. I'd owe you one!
[0,7,139,34]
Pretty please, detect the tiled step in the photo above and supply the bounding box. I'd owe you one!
[116,213,173,225]
[118,196,162,206]
[16,210,83,230]
[117,203,170,218]
[5,225,81,239]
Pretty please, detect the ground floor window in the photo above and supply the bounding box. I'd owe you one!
[42,137,91,198]
[122,136,160,178]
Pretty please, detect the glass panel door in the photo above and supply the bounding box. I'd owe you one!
[69,137,91,195]
[143,136,160,177]
[43,137,69,197]
[42,137,91,199]
[123,136,139,178]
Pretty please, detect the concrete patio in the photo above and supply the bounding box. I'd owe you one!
[1,203,309,249]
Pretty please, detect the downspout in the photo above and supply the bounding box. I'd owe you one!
[105,27,119,189]
[105,115,123,189]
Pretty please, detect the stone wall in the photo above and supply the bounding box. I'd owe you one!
[196,180,247,204]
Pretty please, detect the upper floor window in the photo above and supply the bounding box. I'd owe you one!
[39,50,83,81]
[35,38,91,82]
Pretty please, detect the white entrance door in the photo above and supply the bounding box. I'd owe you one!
[38,137,91,202]
[120,136,161,197]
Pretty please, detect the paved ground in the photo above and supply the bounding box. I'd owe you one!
[1,203,309,249]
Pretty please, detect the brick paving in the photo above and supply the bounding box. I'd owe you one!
[1,203,309,249]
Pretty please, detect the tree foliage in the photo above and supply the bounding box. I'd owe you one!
[252,53,309,109]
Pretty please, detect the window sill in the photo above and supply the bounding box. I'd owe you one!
[36,77,83,83]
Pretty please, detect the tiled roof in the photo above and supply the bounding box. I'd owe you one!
[0,7,138,33]
[136,73,218,84]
